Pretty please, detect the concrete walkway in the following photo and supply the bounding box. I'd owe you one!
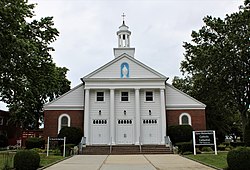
[45,155,215,170]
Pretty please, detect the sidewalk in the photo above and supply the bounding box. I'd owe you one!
[45,154,215,170]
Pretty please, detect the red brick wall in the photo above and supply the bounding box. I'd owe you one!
[166,109,206,130]
[44,110,84,139]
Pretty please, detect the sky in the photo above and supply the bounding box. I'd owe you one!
[0,0,244,111]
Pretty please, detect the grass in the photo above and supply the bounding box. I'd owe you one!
[185,152,228,169]
[40,154,64,167]
[0,151,64,169]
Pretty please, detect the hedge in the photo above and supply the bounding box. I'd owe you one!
[227,147,250,170]
[175,141,193,154]
[25,137,45,149]
[14,150,40,170]
[168,125,193,144]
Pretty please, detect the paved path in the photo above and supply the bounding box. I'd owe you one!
[45,154,215,170]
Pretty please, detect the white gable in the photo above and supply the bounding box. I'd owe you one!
[84,55,166,79]
[166,84,206,109]
[44,84,84,110]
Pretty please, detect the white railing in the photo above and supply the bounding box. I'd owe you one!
[110,137,112,154]
[165,136,173,152]
[139,136,142,153]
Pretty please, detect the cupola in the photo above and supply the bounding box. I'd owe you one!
[114,14,135,58]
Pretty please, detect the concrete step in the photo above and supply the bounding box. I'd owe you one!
[81,145,173,155]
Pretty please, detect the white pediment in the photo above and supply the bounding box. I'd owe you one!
[83,54,166,79]
[166,84,206,109]
[44,84,84,110]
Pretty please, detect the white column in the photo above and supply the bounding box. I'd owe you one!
[160,89,166,144]
[84,89,90,145]
[135,88,140,145]
[110,89,115,144]
[125,34,128,47]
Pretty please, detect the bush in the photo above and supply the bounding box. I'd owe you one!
[244,123,250,146]
[218,144,226,151]
[60,144,75,156]
[168,125,193,144]
[230,142,245,148]
[14,150,40,170]
[58,127,82,145]
[175,142,193,154]
[201,146,213,152]
[25,137,45,149]
[227,147,250,170]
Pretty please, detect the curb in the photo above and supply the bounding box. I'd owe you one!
[38,155,73,170]
[182,155,222,170]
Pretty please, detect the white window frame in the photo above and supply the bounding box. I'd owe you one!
[58,114,71,133]
[144,90,154,102]
[120,91,130,102]
[96,91,105,102]
[179,113,192,125]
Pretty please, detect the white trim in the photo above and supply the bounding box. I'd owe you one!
[95,90,105,102]
[45,106,84,110]
[144,90,154,102]
[120,90,130,102]
[179,113,192,126]
[58,114,71,134]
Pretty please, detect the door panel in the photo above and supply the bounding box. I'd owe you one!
[142,119,159,144]
[116,119,133,144]
[92,119,109,144]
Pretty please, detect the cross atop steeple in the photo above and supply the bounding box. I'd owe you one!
[121,13,126,24]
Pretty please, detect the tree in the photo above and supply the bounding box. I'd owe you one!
[177,1,249,141]
[0,1,71,129]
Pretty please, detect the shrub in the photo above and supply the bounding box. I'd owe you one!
[218,144,226,151]
[227,147,250,170]
[201,146,213,152]
[168,125,193,144]
[244,123,250,146]
[58,127,82,145]
[60,144,75,156]
[230,142,245,148]
[25,137,45,149]
[14,150,40,170]
[175,142,193,154]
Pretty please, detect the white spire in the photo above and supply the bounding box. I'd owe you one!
[113,14,135,58]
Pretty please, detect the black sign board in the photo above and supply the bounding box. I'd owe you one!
[49,137,64,141]
[195,131,214,145]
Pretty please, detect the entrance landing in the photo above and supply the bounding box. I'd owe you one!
[45,155,215,170]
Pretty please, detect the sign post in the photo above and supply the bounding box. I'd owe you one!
[193,130,217,155]
[47,137,66,157]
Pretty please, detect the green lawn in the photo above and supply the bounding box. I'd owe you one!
[0,152,64,169]
[40,154,64,167]
[185,152,228,169]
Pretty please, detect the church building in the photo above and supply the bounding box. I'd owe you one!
[43,20,206,145]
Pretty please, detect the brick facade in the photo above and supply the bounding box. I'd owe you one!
[43,110,84,139]
[166,109,206,130]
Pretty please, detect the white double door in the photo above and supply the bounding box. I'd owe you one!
[116,119,133,144]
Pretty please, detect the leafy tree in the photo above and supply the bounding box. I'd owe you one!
[0,0,71,129]
[176,1,249,141]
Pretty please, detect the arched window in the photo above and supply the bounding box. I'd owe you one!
[58,114,71,133]
[179,113,191,125]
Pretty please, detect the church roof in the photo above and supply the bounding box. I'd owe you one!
[165,83,206,109]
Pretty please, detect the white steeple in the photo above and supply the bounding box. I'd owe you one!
[114,14,135,58]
